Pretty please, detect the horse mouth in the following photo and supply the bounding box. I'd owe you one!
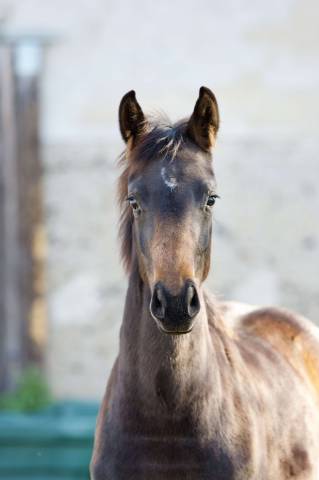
[155,320,194,335]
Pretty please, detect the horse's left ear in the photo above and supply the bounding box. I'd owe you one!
[187,86,219,152]
[119,90,146,145]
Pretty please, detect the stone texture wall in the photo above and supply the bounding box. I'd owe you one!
[42,135,319,399]
[2,0,318,398]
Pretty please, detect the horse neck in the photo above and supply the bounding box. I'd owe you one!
[119,261,227,411]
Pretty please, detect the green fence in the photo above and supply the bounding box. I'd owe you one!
[0,402,99,480]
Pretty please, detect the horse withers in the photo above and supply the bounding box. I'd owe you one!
[91,87,319,479]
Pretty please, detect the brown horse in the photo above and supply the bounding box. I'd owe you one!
[91,87,319,479]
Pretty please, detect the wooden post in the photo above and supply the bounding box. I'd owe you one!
[0,37,50,391]
[0,45,24,391]
[14,42,45,367]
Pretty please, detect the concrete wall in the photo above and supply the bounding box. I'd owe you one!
[1,0,319,399]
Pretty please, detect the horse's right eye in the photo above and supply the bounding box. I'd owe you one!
[127,196,140,212]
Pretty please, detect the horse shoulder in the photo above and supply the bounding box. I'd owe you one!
[237,305,319,403]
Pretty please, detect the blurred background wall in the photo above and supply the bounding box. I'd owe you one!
[0,0,318,399]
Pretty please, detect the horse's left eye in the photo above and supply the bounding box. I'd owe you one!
[206,194,219,207]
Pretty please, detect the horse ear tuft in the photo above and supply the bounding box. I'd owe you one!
[119,90,146,144]
[186,86,219,152]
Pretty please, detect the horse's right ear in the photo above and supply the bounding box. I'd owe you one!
[119,90,146,145]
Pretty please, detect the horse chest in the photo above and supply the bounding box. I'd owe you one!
[97,430,237,480]
[93,386,256,479]
[93,412,318,480]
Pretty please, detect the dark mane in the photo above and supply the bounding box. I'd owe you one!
[117,116,188,273]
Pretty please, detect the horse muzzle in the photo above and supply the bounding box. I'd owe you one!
[150,280,200,334]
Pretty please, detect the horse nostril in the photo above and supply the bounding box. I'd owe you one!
[150,285,166,320]
[186,284,200,318]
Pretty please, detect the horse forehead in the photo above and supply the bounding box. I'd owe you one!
[153,156,208,191]
[140,163,210,218]
[129,155,214,206]
[154,184,198,220]
[160,164,179,191]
